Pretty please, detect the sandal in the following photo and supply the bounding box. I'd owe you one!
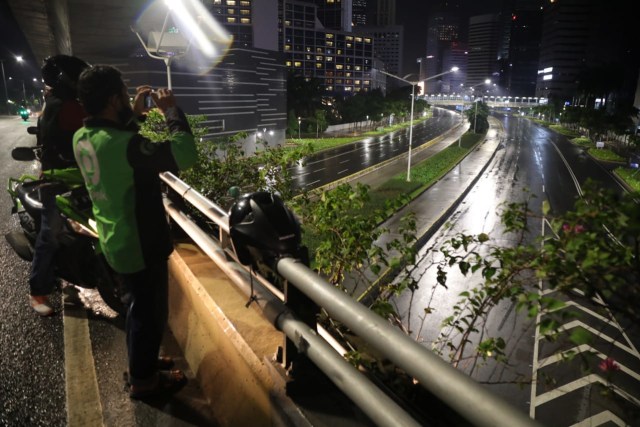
[157,356,175,370]
[129,369,187,400]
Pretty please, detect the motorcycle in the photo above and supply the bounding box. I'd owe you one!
[5,127,126,315]
[19,108,29,121]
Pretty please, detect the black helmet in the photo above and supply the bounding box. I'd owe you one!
[41,55,90,90]
[229,192,303,267]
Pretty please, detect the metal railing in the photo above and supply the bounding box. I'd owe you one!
[160,171,541,427]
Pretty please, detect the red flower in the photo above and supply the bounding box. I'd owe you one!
[599,357,620,373]
[574,224,586,233]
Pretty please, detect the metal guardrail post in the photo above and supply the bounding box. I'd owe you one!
[161,172,542,427]
[277,258,542,427]
[164,200,423,427]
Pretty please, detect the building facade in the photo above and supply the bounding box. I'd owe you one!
[280,0,376,96]
[466,13,502,87]
[353,25,403,77]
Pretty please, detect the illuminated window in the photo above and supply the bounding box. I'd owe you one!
[294,61,302,67]
[326,56,333,62]
[305,47,312,52]
[240,0,250,5]
[285,20,291,26]
[345,72,351,77]
[336,79,343,84]
[228,8,235,14]
[326,79,333,83]
[355,80,360,85]
[355,65,361,71]
[240,9,250,15]
[316,55,324,60]
[285,44,291,51]
[364,38,371,43]
[364,80,370,85]
[316,63,323,68]
[337,49,343,54]
[240,18,251,24]
[227,17,236,23]
[336,64,343,70]
[345,86,353,91]
[346,36,353,41]
[213,0,221,3]
[306,54,313,60]
[326,41,334,47]
[346,43,352,48]
[227,0,236,5]
[286,61,292,66]
[326,33,334,39]
[316,47,324,53]
[326,86,333,91]
[355,37,362,42]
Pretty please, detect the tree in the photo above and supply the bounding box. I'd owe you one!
[287,73,324,119]
[464,101,489,133]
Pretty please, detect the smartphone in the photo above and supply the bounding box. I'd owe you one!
[144,92,154,108]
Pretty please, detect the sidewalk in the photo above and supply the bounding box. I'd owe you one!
[350,116,504,299]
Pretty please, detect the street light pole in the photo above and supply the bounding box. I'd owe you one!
[380,66,458,182]
[0,60,8,114]
[407,84,415,180]
[298,117,301,139]
[474,99,478,133]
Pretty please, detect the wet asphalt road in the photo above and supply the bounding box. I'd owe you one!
[291,109,462,190]
[394,114,638,424]
[0,115,67,426]
[0,115,217,426]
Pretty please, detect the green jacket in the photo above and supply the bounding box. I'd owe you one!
[73,107,197,273]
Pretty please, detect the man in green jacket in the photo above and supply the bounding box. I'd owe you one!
[73,65,197,399]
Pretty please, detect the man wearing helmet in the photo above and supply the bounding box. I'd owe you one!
[28,54,89,316]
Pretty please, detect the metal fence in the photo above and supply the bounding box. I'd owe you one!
[160,171,541,427]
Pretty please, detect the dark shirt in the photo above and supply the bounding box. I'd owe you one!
[38,95,87,170]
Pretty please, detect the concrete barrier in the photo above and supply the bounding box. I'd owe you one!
[167,242,284,426]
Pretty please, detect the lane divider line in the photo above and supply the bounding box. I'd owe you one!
[63,287,104,427]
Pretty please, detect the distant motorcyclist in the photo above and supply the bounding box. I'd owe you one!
[28,55,89,316]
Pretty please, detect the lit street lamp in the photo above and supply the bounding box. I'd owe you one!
[380,66,459,182]
[298,116,301,139]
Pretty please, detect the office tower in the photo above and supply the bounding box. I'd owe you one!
[280,0,376,95]
[466,13,502,88]
[423,11,460,94]
[352,0,368,26]
[208,0,254,48]
[313,0,353,32]
[504,1,543,97]
[375,0,396,26]
[536,0,637,108]
[353,25,403,77]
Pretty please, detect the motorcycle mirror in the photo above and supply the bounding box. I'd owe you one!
[27,126,38,135]
[11,147,37,161]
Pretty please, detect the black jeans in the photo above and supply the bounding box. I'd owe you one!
[29,187,63,296]
[122,260,169,386]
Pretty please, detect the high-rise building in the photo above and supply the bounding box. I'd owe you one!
[280,0,376,95]
[353,25,403,77]
[466,13,502,88]
[207,0,255,48]
[423,11,460,94]
[375,0,396,26]
[535,0,638,108]
[504,1,543,97]
[313,0,353,32]
[352,0,368,26]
